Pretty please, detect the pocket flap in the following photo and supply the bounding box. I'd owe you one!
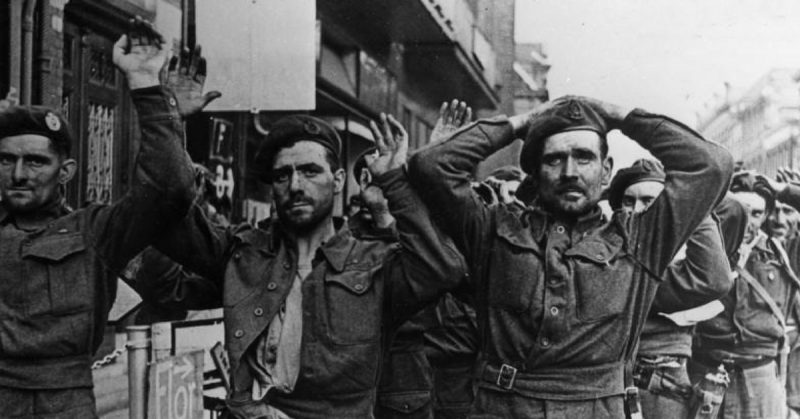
[23,232,86,261]
[564,235,623,264]
[495,215,540,253]
[325,270,373,295]
[377,391,431,414]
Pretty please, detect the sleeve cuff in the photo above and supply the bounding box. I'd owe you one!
[130,86,181,121]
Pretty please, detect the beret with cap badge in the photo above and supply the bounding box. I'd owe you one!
[253,115,342,182]
[0,105,73,156]
[519,97,608,174]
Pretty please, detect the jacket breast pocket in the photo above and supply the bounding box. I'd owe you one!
[23,233,91,315]
[487,243,539,313]
[324,268,382,345]
[567,243,632,323]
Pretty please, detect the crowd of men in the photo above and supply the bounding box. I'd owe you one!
[2,20,800,419]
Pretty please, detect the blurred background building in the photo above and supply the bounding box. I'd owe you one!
[697,68,800,177]
[1,0,550,225]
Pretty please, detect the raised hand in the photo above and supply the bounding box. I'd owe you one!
[776,167,800,185]
[367,113,409,177]
[430,99,472,144]
[112,16,168,89]
[165,45,222,118]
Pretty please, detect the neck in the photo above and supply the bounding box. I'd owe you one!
[3,198,65,231]
[291,215,336,263]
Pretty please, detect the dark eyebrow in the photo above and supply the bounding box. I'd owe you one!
[572,148,598,159]
[296,163,325,171]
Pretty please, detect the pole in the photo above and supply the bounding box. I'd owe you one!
[127,325,151,419]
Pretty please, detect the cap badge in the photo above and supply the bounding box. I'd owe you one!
[304,121,321,135]
[45,112,61,131]
[566,101,583,120]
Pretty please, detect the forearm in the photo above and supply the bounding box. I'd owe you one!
[90,87,196,271]
[377,168,467,329]
[625,110,734,275]
[407,118,513,251]
[653,216,733,312]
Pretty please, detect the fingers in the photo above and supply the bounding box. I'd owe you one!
[127,16,164,51]
[189,45,202,78]
[446,99,459,125]
[369,120,387,153]
[386,114,408,144]
[463,106,472,125]
[202,91,223,108]
[439,102,448,121]
[112,35,129,64]
[380,113,395,150]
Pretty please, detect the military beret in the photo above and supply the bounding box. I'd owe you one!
[0,105,72,156]
[607,158,665,209]
[254,115,341,182]
[729,171,775,213]
[520,98,607,174]
[487,165,525,182]
[352,147,376,181]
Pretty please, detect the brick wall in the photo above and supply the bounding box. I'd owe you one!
[36,0,65,108]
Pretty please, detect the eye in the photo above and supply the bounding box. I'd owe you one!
[300,167,321,177]
[272,168,291,183]
[621,197,635,207]
[0,155,14,165]
[543,156,562,167]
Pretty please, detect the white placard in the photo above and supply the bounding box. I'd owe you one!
[195,0,316,111]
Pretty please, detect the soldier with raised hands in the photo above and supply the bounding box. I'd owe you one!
[0,18,196,418]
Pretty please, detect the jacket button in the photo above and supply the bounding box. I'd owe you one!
[58,228,69,234]
[595,254,604,261]
[354,283,364,291]
[233,252,241,260]
[550,306,559,315]
[267,282,278,291]
[168,97,177,107]
[403,403,410,411]
[254,307,264,316]
[556,225,565,234]
[234,330,244,338]
[283,262,291,270]
[541,337,551,347]
[768,272,776,280]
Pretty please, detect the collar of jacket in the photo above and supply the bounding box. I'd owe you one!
[265,218,359,273]
[347,211,397,241]
[0,198,71,230]
[522,202,606,244]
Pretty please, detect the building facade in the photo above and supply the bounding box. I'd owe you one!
[697,68,800,177]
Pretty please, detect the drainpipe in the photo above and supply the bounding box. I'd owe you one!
[22,0,39,105]
[126,326,151,419]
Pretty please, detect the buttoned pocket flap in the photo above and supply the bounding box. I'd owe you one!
[564,236,623,264]
[23,233,85,261]
[378,391,431,414]
[495,217,540,253]
[325,270,373,295]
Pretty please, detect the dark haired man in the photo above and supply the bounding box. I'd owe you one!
[0,22,196,418]
[607,159,740,418]
[154,113,465,418]
[694,172,800,418]
[409,96,733,417]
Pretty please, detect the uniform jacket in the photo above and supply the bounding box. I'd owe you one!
[407,110,733,402]
[155,168,466,419]
[0,87,195,389]
[696,185,800,361]
[638,214,733,358]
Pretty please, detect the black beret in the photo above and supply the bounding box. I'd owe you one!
[254,115,341,182]
[729,171,775,213]
[607,158,665,210]
[352,147,376,181]
[520,98,607,174]
[0,105,72,156]
[487,165,525,182]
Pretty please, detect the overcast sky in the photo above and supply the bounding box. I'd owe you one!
[515,0,800,168]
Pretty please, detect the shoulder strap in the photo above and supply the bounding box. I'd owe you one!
[736,267,786,329]
[770,237,800,289]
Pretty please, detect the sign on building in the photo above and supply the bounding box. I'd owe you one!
[148,351,204,419]
[195,0,316,111]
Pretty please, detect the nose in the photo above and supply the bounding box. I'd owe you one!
[561,157,578,178]
[634,200,646,214]
[288,169,303,192]
[11,160,27,183]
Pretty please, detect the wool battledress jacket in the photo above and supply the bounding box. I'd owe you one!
[0,88,195,393]
[407,109,733,414]
[155,168,466,419]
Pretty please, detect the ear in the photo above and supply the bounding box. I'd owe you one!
[601,156,614,186]
[59,158,77,185]
[333,168,346,194]
[359,168,371,191]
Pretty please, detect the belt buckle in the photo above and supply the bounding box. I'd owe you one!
[496,364,517,390]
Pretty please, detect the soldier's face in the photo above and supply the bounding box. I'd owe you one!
[767,201,799,241]
[271,141,344,233]
[537,131,612,216]
[0,134,75,213]
[621,181,664,214]
[732,191,767,243]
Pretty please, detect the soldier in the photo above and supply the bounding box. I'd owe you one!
[153,112,465,418]
[408,96,733,417]
[607,159,740,418]
[0,20,196,418]
[693,171,800,419]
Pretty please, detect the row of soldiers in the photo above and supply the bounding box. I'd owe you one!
[0,21,796,419]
